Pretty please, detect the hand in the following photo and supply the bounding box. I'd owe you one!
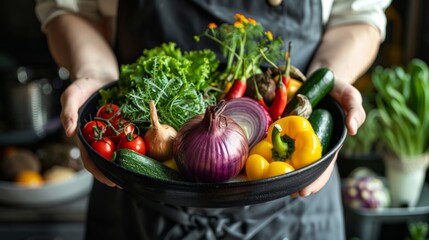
[291,151,338,198]
[292,82,366,197]
[330,80,366,136]
[60,78,118,188]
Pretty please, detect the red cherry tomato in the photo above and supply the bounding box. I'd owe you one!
[106,119,136,144]
[96,103,121,121]
[117,134,146,155]
[82,120,107,143]
[91,137,115,160]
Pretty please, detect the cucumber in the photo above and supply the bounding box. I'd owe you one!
[284,67,334,116]
[114,149,184,181]
[308,108,334,154]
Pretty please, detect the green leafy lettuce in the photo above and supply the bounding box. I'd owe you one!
[99,42,219,130]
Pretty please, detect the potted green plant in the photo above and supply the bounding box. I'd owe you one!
[371,58,429,207]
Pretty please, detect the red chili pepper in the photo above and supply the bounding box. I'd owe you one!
[269,42,291,120]
[269,79,287,120]
[252,78,269,111]
[223,78,247,101]
[282,75,290,87]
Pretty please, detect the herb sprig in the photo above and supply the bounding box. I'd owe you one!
[195,13,283,88]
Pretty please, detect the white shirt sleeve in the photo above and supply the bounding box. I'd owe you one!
[35,0,391,41]
[35,0,116,32]
[322,0,392,41]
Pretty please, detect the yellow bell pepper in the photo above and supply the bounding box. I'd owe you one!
[269,116,322,169]
[250,115,322,170]
[245,115,321,180]
[249,139,273,162]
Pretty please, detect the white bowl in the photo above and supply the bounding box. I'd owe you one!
[0,169,93,207]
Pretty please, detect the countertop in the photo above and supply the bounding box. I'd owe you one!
[0,194,88,223]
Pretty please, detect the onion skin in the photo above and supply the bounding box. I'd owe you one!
[144,100,177,161]
[173,101,249,183]
[223,97,272,148]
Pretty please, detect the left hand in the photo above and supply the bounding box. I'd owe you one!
[329,80,366,136]
[292,81,366,197]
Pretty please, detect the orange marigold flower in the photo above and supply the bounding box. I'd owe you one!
[265,31,273,41]
[208,23,218,29]
[235,13,246,21]
[247,18,257,26]
[234,21,244,29]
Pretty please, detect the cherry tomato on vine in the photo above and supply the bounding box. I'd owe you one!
[82,120,107,143]
[96,103,121,122]
[91,137,115,160]
[117,134,146,155]
[106,119,137,144]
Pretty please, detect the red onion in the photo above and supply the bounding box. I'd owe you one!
[222,97,273,148]
[173,101,249,183]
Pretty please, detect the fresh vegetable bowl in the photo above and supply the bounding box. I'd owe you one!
[78,82,347,208]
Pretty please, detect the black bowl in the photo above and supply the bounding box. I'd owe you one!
[78,82,347,208]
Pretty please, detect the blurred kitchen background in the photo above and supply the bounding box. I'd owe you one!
[0,1,428,240]
[0,1,92,240]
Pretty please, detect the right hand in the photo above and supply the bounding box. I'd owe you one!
[60,77,118,188]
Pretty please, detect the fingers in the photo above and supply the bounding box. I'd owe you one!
[291,152,339,198]
[77,139,118,188]
[60,84,82,137]
[62,79,119,188]
[343,84,366,135]
[60,78,106,137]
[290,82,364,198]
[290,192,300,198]
[331,81,366,136]
[345,101,366,135]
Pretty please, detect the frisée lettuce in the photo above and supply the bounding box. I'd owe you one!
[99,42,220,130]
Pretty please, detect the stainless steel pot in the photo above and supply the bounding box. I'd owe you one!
[0,66,68,136]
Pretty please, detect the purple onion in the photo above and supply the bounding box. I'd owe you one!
[222,97,272,148]
[173,101,249,183]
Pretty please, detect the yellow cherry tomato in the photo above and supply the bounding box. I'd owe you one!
[163,159,179,172]
[265,161,295,178]
[287,78,303,101]
[245,154,270,181]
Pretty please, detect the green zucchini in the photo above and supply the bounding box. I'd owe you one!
[284,67,334,116]
[114,149,184,181]
[308,108,334,154]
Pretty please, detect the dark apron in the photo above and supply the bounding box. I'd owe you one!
[85,1,345,239]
